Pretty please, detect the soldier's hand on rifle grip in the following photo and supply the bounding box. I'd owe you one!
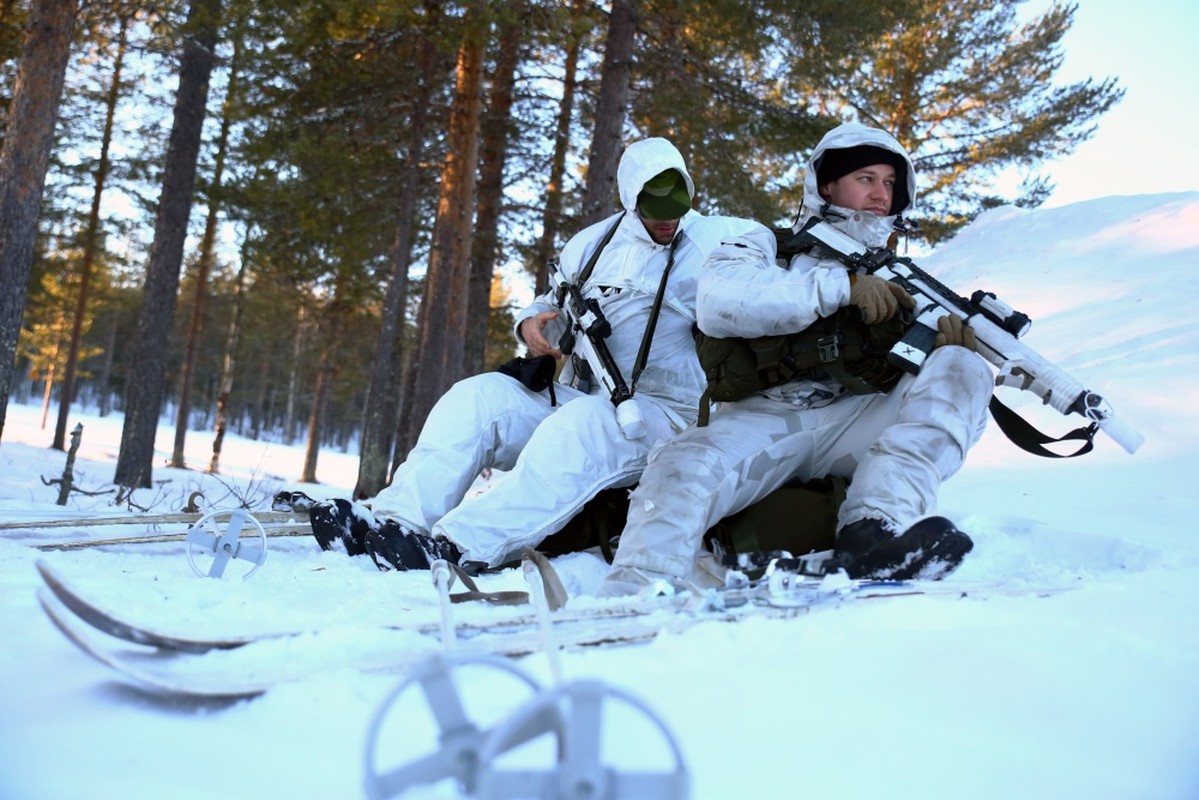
[849,274,915,324]
[934,314,978,351]
[520,311,564,359]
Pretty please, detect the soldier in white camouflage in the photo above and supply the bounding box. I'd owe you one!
[602,123,993,597]
[308,137,755,571]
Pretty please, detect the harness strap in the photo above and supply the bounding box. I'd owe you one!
[447,562,530,606]
[520,548,569,611]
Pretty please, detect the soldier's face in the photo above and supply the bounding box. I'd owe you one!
[820,164,896,216]
[639,215,679,244]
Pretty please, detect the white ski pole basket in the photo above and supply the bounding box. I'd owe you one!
[362,652,550,799]
[475,678,689,800]
[185,509,268,579]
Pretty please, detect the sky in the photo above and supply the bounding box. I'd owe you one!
[1018,0,1199,206]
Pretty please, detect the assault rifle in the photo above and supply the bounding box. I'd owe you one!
[550,259,646,438]
[778,218,1144,456]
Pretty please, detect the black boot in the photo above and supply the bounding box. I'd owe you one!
[308,499,373,556]
[365,520,462,572]
[273,490,316,513]
[827,516,973,581]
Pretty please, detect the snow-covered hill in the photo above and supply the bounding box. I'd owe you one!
[1,192,1197,799]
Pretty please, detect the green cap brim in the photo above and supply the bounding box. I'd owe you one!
[637,169,691,220]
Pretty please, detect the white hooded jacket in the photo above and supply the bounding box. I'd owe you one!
[514,137,754,425]
[696,123,916,408]
[602,124,992,595]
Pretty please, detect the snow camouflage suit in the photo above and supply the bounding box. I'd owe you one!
[371,138,756,567]
[602,123,994,596]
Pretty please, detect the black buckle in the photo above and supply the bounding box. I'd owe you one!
[816,335,840,363]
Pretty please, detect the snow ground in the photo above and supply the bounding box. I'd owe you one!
[1,192,1198,799]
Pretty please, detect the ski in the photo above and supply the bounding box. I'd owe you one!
[37,559,1050,656]
[37,559,1072,699]
[0,510,300,530]
[1,510,309,551]
[32,524,310,552]
[37,583,825,698]
[35,559,824,654]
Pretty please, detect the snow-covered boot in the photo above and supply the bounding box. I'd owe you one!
[827,516,973,581]
[309,499,372,556]
[272,490,316,513]
[365,521,462,572]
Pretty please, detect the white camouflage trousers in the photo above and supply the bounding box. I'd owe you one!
[372,372,684,567]
[605,346,993,592]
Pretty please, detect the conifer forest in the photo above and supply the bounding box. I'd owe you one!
[0,0,1121,493]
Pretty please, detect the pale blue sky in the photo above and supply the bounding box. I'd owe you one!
[1021,0,1199,207]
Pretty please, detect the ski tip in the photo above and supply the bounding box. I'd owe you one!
[34,558,57,585]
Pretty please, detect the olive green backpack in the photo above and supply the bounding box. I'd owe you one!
[537,475,847,568]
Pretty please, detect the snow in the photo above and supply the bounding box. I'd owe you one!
[3,192,1199,799]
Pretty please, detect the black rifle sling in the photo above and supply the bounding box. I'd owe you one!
[577,211,626,285]
[630,233,683,392]
[572,210,679,399]
[987,395,1097,458]
[782,222,1102,459]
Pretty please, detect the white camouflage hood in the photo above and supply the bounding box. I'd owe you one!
[801,123,917,220]
[616,137,696,214]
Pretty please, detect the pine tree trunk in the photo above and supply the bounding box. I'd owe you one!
[113,0,220,488]
[282,304,304,445]
[464,1,524,376]
[171,31,239,468]
[300,353,334,483]
[52,10,127,451]
[534,0,584,295]
[249,343,270,441]
[208,231,251,474]
[97,312,117,416]
[353,6,443,500]
[0,0,78,443]
[579,0,638,227]
[398,10,485,458]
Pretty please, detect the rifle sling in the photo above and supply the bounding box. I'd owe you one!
[577,211,626,285]
[987,394,1097,458]
[630,233,682,391]
[782,223,1100,459]
[572,211,680,399]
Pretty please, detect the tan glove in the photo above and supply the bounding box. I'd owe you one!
[849,274,915,324]
[934,314,978,351]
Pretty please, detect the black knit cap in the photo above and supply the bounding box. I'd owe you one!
[815,144,910,215]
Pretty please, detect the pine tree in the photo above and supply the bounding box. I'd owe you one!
[51,5,135,452]
[463,0,526,378]
[170,27,242,469]
[579,0,638,226]
[804,0,1122,241]
[114,0,221,488]
[529,0,588,295]
[354,0,451,499]
[0,0,78,442]
[398,2,488,460]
